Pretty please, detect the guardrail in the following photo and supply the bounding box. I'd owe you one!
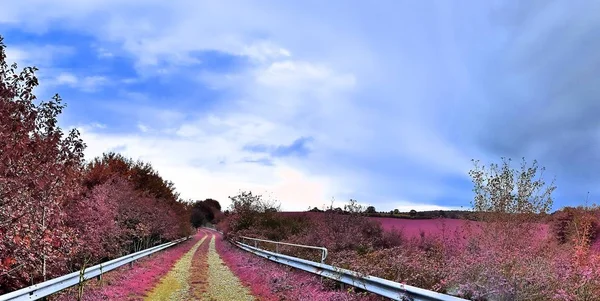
[201,226,223,235]
[0,237,189,301]
[233,240,467,301]
[239,236,328,263]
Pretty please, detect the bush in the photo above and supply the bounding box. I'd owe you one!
[551,206,600,245]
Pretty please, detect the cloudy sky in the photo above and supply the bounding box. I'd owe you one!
[2,1,599,212]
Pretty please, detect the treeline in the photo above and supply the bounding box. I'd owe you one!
[0,37,193,293]
[308,206,480,220]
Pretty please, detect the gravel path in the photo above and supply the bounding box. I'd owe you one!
[144,231,254,301]
[144,234,208,300]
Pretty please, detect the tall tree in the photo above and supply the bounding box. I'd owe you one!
[0,36,86,290]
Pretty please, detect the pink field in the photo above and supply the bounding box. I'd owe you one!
[370,216,551,241]
[371,217,473,238]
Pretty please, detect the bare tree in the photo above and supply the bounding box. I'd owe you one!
[469,157,556,216]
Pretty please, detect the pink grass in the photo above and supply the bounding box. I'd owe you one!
[53,233,203,301]
[214,231,385,301]
[371,217,550,240]
[371,217,470,237]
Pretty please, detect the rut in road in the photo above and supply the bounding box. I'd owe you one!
[145,230,254,301]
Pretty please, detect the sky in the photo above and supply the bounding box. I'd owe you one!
[1,1,599,212]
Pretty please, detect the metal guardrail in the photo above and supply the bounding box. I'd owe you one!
[0,237,189,301]
[201,226,223,235]
[233,240,467,301]
[239,236,328,263]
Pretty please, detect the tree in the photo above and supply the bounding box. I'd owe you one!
[344,199,363,215]
[190,199,223,227]
[203,198,221,211]
[365,206,376,214]
[469,157,556,216]
[0,35,193,293]
[84,153,192,238]
[0,36,86,291]
[409,209,417,217]
[393,209,400,215]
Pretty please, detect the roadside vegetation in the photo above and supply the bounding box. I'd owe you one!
[220,158,600,300]
[0,36,193,294]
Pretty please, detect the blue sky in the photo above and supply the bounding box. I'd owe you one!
[2,1,599,211]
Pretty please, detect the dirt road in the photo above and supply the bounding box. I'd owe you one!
[144,230,254,301]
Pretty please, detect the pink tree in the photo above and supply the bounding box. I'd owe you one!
[0,36,85,292]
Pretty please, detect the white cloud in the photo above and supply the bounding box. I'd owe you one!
[52,72,108,92]
[80,76,108,92]
[255,60,356,91]
[90,122,107,129]
[137,123,149,133]
[79,122,340,211]
[56,72,78,85]
[3,0,479,211]
[240,40,292,62]
[4,48,29,66]
[3,44,73,67]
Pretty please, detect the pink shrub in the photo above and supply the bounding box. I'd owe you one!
[66,179,124,263]
[53,232,201,301]
[215,232,385,301]
[287,213,385,254]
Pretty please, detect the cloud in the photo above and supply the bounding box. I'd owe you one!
[54,72,108,92]
[3,44,74,67]
[240,41,291,62]
[78,123,340,211]
[3,1,599,211]
[244,137,314,158]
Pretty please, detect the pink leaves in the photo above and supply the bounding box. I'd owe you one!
[0,38,193,293]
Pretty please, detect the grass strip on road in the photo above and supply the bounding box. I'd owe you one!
[203,234,255,301]
[144,233,208,300]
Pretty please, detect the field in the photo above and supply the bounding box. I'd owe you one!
[370,216,552,240]
[225,207,600,300]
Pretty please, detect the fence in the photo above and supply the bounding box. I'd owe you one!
[0,237,189,301]
[239,236,328,263]
[233,238,468,301]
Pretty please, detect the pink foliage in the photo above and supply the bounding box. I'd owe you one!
[214,232,385,301]
[53,233,201,301]
[0,38,85,292]
[66,179,122,262]
[0,38,194,293]
[224,206,600,300]
[372,217,473,237]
